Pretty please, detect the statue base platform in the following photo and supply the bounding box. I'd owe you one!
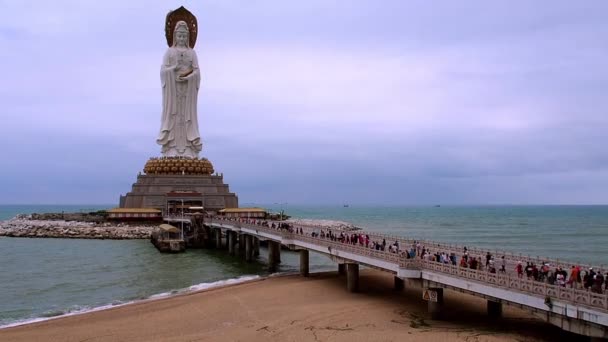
[119,157,238,213]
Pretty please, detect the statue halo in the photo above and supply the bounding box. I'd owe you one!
[165,6,198,48]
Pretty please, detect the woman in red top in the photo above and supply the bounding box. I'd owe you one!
[568,266,579,288]
[516,262,524,278]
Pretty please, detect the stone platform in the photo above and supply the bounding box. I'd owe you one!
[120,157,239,211]
[119,157,238,212]
[120,173,238,211]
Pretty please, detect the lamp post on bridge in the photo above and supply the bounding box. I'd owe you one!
[181,199,184,240]
[276,202,288,220]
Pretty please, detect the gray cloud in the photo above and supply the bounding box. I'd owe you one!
[0,1,607,205]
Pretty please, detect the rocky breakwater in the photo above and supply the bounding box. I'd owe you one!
[0,215,155,239]
[285,218,360,232]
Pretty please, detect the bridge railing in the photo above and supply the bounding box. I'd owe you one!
[412,239,601,273]
[338,229,602,273]
[210,218,602,271]
[275,219,603,272]
[293,235,402,264]
[304,222,601,272]
[210,219,404,263]
[419,259,608,311]
[246,222,403,263]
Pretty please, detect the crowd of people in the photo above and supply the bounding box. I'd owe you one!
[513,262,607,293]
[432,245,608,294]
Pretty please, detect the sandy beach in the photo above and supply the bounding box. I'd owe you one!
[0,270,580,342]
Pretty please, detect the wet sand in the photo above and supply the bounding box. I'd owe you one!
[0,270,583,341]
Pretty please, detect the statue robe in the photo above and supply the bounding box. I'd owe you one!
[157,47,202,158]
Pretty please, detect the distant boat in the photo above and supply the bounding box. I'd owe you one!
[343,204,349,208]
[434,205,441,207]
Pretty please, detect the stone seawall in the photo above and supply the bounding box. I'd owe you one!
[285,218,359,231]
[0,216,155,239]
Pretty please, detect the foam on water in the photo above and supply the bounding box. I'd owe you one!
[0,275,260,330]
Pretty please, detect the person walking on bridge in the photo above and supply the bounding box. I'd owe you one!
[592,272,604,294]
[516,262,524,278]
[585,268,596,290]
[459,256,467,268]
[568,266,579,288]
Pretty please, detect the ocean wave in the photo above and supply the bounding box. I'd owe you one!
[0,275,261,330]
[39,310,67,318]
[0,302,131,330]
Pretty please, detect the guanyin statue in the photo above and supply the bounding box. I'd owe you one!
[157,7,202,158]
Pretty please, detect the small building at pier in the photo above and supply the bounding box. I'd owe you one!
[218,207,267,219]
[151,223,185,253]
[107,208,162,221]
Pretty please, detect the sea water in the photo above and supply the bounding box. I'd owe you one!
[1,204,607,327]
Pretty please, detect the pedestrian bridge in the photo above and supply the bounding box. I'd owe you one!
[205,218,608,339]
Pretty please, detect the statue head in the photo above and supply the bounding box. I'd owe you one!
[173,21,189,48]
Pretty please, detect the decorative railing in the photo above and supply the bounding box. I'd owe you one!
[209,218,601,271]
[294,235,402,264]
[208,218,608,311]
[209,219,403,263]
[407,238,601,273]
[419,259,608,311]
[322,229,602,272]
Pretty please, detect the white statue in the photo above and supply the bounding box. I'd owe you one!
[157,20,202,158]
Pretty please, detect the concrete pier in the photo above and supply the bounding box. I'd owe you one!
[487,300,502,318]
[214,228,222,249]
[394,276,404,291]
[346,264,359,292]
[228,231,236,256]
[273,241,281,264]
[268,241,281,272]
[276,242,281,263]
[238,233,246,256]
[427,288,444,320]
[245,235,253,262]
[338,263,346,275]
[253,237,260,257]
[299,250,309,277]
[268,243,275,271]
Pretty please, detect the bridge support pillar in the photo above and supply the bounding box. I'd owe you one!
[238,233,246,256]
[275,241,281,263]
[299,250,309,277]
[338,264,346,275]
[394,276,404,291]
[214,229,222,249]
[346,263,359,293]
[427,288,444,320]
[487,300,502,318]
[268,241,281,272]
[245,235,253,262]
[253,237,260,257]
[227,231,236,255]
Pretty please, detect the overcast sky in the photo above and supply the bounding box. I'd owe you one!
[1,1,607,205]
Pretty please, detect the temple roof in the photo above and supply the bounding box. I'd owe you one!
[219,208,267,213]
[108,208,162,213]
[159,224,180,233]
